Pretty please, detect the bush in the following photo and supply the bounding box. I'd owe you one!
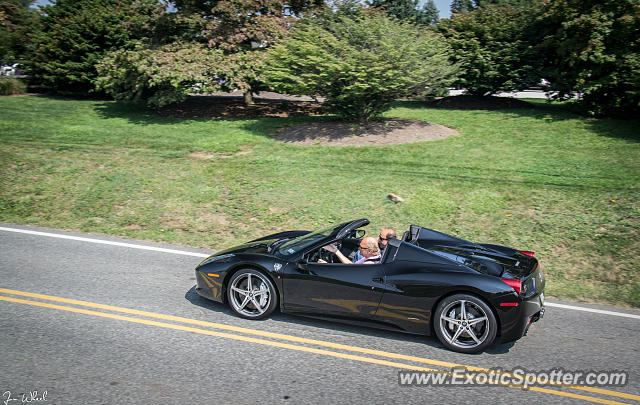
[264,10,457,122]
[95,42,223,107]
[0,77,26,95]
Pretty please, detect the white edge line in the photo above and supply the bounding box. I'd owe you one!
[0,226,210,258]
[544,302,640,320]
[2,226,639,320]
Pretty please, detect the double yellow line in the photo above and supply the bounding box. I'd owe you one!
[0,288,637,405]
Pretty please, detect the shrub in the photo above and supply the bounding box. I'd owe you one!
[264,10,457,122]
[0,77,26,95]
[95,42,223,107]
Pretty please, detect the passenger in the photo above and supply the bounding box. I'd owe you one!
[321,237,381,264]
[353,228,396,262]
[378,228,397,255]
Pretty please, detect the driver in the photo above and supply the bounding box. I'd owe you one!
[353,228,396,262]
[320,237,381,264]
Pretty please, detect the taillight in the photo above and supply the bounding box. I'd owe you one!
[501,277,522,295]
[519,250,535,257]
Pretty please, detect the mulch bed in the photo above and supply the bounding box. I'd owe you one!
[152,93,544,146]
[155,93,462,146]
[275,118,458,146]
[155,93,323,119]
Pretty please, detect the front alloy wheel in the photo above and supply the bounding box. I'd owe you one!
[434,294,497,353]
[227,269,277,320]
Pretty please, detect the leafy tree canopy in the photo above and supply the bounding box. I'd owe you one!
[95,41,223,106]
[201,0,324,104]
[206,0,323,50]
[450,0,473,14]
[537,0,640,117]
[172,0,219,15]
[168,0,325,104]
[264,9,457,121]
[450,0,536,14]
[421,0,439,25]
[439,3,541,95]
[96,0,324,106]
[369,0,439,25]
[0,0,39,66]
[31,0,166,94]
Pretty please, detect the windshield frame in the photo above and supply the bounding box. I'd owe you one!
[277,223,346,257]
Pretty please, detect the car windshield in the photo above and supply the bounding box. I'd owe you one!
[278,223,344,256]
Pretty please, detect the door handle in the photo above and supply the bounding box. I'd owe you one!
[372,277,383,283]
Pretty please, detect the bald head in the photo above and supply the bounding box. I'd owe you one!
[360,237,380,258]
[378,228,396,249]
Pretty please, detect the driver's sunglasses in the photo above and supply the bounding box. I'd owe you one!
[359,246,370,251]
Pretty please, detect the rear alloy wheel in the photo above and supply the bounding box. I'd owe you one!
[227,269,277,320]
[434,294,497,353]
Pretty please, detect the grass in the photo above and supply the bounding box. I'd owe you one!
[1,95,638,306]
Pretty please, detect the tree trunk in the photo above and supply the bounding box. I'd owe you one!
[243,91,254,105]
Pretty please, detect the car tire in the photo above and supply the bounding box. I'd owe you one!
[227,269,278,320]
[433,294,497,353]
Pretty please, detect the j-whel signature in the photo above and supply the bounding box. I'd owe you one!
[3,390,47,405]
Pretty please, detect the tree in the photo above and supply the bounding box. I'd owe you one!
[474,0,536,6]
[450,0,535,13]
[450,0,473,14]
[0,0,39,66]
[206,0,323,50]
[96,0,324,106]
[171,0,219,15]
[369,0,439,25]
[422,0,439,25]
[537,0,640,117]
[30,0,164,94]
[203,0,323,104]
[439,3,541,95]
[95,42,223,106]
[264,10,457,122]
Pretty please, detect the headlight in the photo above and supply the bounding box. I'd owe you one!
[198,253,235,267]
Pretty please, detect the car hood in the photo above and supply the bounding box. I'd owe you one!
[208,230,312,259]
[249,230,311,242]
[197,239,278,268]
[211,239,278,257]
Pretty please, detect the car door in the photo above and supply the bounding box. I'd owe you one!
[283,260,386,319]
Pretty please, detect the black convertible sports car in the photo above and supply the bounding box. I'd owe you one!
[195,219,545,353]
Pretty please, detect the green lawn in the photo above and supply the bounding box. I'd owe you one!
[1,95,638,306]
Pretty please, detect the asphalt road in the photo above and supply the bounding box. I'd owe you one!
[1,224,639,405]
